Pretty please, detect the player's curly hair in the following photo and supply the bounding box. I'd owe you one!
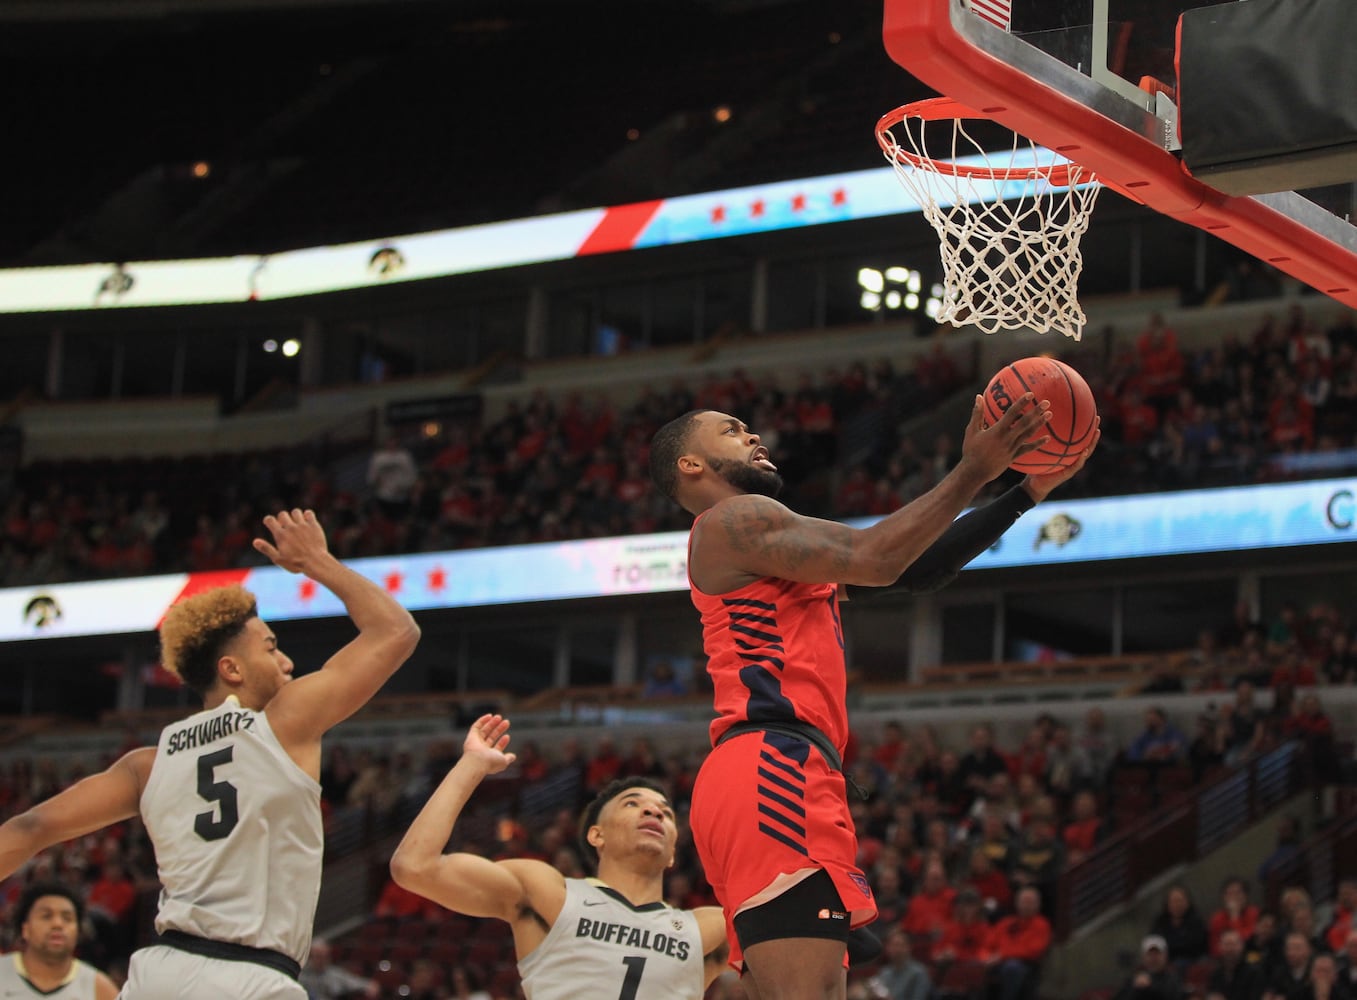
[14,880,82,937]
[648,409,709,502]
[577,777,671,874]
[159,585,258,699]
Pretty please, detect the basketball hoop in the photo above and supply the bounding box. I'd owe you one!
[876,97,1101,341]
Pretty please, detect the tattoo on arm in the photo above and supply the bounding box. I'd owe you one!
[719,500,853,577]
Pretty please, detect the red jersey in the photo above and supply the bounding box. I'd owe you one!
[689,516,849,753]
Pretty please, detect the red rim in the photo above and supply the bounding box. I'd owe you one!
[876,97,1084,187]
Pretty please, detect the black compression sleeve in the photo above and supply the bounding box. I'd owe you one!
[882,484,1036,594]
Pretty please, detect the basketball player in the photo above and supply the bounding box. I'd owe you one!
[648,399,1098,999]
[390,714,728,999]
[0,509,421,999]
[1,881,118,999]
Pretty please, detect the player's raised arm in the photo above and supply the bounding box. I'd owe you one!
[391,714,565,925]
[0,748,152,880]
[695,907,731,988]
[256,509,420,747]
[690,396,1052,592]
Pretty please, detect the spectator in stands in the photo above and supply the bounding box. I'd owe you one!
[934,888,994,965]
[1010,815,1065,908]
[991,886,1052,1000]
[642,660,687,698]
[1151,884,1211,967]
[1318,631,1357,685]
[1062,790,1105,865]
[584,737,623,795]
[1126,707,1188,764]
[1267,932,1315,1000]
[971,807,1019,875]
[4,881,118,1000]
[1116,935,1183,1000]
[1283,693,1341,781]
[85,858,137,964]
[1325,882,1357,955]
[1253,913,1283,974]
[1137,313,1186,408]
[866,928,932,1000]
[1043,724,1079,806]
[959,724,1010,800]
[299,938,379,999]
[367,433,419,521]
[869,865,910,933]
[1286,903,1326,960]
[1308,953,1351,1000]
[1188,707,1227,777]
[1008,728,1048,787]
[1209,928,1266,1000]
[1336,930,1357,995]
[373,873,438,922]
[963,845,1013,918]
[1258,816,1304,885]
[446,962,491,1000]
[1227,682,1267,762]
[901,859,956,948]
[1074,707,1120,789]
[1211,878,1261,956]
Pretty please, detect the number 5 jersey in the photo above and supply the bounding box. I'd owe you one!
[140,697,323,968]
[517,878,706,1000]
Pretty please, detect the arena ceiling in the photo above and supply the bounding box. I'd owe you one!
[2,0,913,267]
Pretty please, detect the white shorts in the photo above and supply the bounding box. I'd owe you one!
[120,945,306,1000]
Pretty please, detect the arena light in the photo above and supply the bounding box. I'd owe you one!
[857,267,884,293]
[281,338,301,357]
[262,339,278,353]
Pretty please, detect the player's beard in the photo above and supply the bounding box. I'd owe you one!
[708,456,784,498]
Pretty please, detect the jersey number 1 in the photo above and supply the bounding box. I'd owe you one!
[618,956,646,1000]
[194,746,240,841]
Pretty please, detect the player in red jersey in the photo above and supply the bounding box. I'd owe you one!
[649,398,1098,1000]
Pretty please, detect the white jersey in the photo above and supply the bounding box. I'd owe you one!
[517,878,706,1000]
[0,953,97,998]
[140,698,323,967]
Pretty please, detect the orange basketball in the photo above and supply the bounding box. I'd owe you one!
[982,356,1098,474]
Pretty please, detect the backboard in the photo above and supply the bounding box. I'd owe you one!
[882,0,1357,310]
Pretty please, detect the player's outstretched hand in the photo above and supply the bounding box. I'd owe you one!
[1022,420,1102,503]
[960,392,1052,482]
[463,713,517,776]
[253,509,330,574]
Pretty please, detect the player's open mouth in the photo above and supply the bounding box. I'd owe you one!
[751,448,777,471]
[638,821,665,836]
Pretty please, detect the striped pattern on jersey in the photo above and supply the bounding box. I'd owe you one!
[754,732,813,855]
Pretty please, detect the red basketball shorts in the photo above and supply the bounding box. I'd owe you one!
[690,729,878,967]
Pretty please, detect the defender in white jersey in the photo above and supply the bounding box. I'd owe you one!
[0,881,117,1000]
[391,715,728,999]
[0,510,420,1000]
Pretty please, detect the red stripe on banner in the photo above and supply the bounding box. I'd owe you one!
[969,0,1011,28]
[575,200,664,256]
[156,569,254,628]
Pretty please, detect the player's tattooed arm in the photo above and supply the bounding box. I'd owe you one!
[692,495,857,591]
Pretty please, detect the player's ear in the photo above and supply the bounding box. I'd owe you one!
[217,653,244,686]
[587,825,604,851]
[677,454,703,476]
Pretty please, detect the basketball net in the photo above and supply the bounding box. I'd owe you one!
[876,98,1101,341]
